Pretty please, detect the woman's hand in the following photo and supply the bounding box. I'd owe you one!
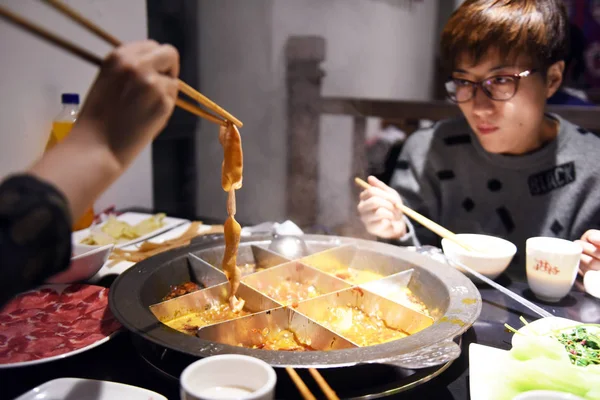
[30,40,181,221]
[76,40,180,168]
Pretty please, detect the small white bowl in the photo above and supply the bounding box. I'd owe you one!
[180,355,276,400]
[441,233,517,280]
[513,390,585,400]
[46,244,113,284]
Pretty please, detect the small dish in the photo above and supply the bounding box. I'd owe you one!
[46,244,113,284]
[14,377,167,400]
[180,355,277,400]
[72,212,189,249]
[89,222,219,282]
[442,233,517,280]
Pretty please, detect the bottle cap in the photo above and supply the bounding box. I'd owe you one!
[61,93,80,105]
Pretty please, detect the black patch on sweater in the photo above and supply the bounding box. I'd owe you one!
[496,207,515,233]
[437,170,455,180]
[462,198,475,212]
[488,179,502,192]
[443,135,472,146]
[528,162,576,196]
[396,160,410,170]
[550,220,564,235]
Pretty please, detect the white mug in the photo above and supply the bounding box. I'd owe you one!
[526,237,582,302]
[180,355,277,400]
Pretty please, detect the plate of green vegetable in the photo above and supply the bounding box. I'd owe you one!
[469,317,600,400]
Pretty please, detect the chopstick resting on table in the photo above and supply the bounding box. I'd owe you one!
[354,177,476,252]
[0,2,241,128]
[286,367,340,400]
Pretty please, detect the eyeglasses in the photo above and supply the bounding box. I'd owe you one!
[445,69,538,103]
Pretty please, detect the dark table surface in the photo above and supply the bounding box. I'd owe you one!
[2,269,598,400]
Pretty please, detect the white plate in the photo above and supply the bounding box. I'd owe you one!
[72,212,188,249]
[89,222,218,282]
[0,284,121,369]
[469,317,587,400]
[469,343,510,400]
[15,377,167,400]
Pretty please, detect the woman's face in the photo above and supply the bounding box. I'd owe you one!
[452,50,563,155]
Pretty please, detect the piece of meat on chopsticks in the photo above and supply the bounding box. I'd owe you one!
[219,122,244,311]
[219,123,243,191]
[222,214,244,311]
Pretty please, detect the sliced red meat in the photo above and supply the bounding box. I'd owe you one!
[24,336,68,355]
[68,332,106,348]
[100,318,122,334]
[0,313,16,324]
[9,308,44,319]
[38,345,73,358]
[0,284,115,365]
[68,318,101,332]
[0,352,32,363]
[86,307,110,320]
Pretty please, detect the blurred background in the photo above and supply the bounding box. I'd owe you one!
[0,0,598,235]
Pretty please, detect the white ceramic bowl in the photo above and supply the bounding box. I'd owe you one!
[180,355,276,400]
[46,243,113,284]
[441,233,517,280]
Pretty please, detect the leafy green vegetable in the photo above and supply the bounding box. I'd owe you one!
[554,326,600,367]
[491,320,600,400]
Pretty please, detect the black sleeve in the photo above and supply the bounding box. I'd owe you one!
[0,175,72,307]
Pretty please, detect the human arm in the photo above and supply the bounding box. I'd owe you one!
[0,40,180,306]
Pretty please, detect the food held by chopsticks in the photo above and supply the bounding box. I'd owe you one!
[80,213,165,245]
[219,122,245,312]
[107,222,224,265]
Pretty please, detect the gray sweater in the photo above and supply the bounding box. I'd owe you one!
[391,114,600,272]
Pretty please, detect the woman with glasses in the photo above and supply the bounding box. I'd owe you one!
[357,0,600,275]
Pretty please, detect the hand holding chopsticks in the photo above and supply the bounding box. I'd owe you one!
[0,1,242,128]
[355,177,476,252]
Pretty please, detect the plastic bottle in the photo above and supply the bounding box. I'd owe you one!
[46,93,95,230]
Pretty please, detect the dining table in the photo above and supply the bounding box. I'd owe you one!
[1,212,598,400]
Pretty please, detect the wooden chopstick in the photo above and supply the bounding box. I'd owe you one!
[286,367,339,400]
[0,4,226,126]
[0,4,102,66]
[354,177,476,252]
[308,368,340,400]
[40,0,243,128]
[41,0,121,46]
[286,367,317,400]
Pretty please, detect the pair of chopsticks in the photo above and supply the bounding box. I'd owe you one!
[354,177,476,252]
[286,367,339,400]
[0,0,241,128]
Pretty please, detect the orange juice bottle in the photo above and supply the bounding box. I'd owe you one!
[46,93,95,231]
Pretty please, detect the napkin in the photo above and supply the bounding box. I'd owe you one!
[240,220,304,237]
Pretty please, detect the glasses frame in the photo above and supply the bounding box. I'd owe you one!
[445,69,539,103]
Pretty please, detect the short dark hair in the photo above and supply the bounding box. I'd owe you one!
[441,0,569,72]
